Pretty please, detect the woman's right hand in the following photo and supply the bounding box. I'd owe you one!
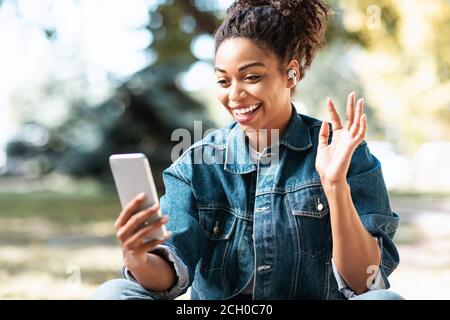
[114,193,171,271]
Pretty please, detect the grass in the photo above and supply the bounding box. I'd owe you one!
[0,190,124,299]
[389,189,450,199]
[0,191,120,224]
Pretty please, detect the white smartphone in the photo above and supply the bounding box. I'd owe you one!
[109,153,168,242]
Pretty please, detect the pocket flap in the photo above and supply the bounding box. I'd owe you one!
[198,205,237,240]
[287,184,330,218]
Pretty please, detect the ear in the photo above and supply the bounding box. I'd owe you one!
[286,59,300,89]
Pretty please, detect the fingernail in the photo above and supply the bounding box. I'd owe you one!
[138,192,145,199]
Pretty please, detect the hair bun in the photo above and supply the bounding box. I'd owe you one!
[229,1,327,24]
[218,0,330,82]
[226,0,270,15]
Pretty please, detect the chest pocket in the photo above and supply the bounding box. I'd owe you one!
[287,184,332,257]
[197,204,237,271]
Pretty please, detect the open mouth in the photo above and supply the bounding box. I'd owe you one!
[231,103,262,123]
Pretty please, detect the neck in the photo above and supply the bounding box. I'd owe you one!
[245,104,293,152]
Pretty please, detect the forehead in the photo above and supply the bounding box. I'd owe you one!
[215,38,277,70]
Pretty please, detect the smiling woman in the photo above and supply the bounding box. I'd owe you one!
[93,0,403,301]
[213,0,328,150]
[214,38,294,148]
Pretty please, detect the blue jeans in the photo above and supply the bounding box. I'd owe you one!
[91,279,404,300]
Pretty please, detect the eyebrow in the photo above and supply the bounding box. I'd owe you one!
[214,62,266,73]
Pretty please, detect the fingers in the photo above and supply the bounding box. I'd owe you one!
[142,239,167,253]
[327,98,342,131]
[117,204,161,243]
[321,92,367,149]
[123,216,168,250]
[125,235,168,256]
[123,217,171,251]
[355,113,367,143]
[345,92,355,130]
[318,120,330,148]
[115,193,146,230]
[350,98,364,137]
[141,231,173,253]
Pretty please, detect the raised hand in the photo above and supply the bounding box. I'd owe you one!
[315,92,367,185]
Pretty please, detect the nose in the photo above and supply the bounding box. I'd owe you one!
[228,82,247,101]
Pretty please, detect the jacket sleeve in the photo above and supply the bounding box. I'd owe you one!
[160,162,209,287]
[122,244,189,299]
[345,141,401,289]
[122,161,208,299]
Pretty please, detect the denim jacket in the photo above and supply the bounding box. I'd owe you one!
[123,107,400,300]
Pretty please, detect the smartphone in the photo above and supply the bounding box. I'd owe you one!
[109,153,168,242]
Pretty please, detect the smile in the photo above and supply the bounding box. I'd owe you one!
[230,103,262,125]
[232,103,262,115]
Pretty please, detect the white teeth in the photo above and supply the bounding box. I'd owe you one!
[233,103,261,115]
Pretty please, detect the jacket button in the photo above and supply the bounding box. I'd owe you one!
[257,265,272,272]
[213,221,220,235]
[317,199,324,211]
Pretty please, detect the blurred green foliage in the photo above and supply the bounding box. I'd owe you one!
[2,0,449,186]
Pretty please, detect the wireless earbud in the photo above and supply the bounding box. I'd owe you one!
[288,69,297,86]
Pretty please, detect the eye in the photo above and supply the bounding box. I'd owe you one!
[216,79,230,87]
[245,75,261,81]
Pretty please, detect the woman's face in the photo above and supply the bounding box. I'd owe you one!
[215,37,293,133]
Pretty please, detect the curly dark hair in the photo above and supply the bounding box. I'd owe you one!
[215,0,330,84]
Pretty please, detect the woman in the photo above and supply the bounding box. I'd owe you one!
[93,0,402,300]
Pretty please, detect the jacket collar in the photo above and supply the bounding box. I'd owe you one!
[224,104,312,174]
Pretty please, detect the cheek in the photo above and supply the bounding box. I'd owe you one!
[248,84,266,97]
[251,86,274,107]
[216,89,229,107]
[252,79,280,100]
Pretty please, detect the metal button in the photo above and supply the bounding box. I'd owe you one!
[257,265,272,272]
[317,198,324,211]
[213,221,220,235]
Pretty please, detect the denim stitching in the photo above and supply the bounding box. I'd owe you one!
[284,196,301,298]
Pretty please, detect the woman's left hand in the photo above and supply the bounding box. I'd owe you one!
[315,92,367,185]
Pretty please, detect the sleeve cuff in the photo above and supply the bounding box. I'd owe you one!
[122,244,190,300]
[331,236,387,299]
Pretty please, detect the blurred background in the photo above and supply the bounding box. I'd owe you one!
[0,0,449,299]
